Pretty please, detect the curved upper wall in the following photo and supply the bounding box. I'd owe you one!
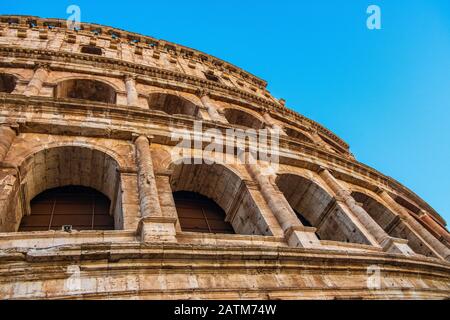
[0,15,447,228]
[0,15,349,150]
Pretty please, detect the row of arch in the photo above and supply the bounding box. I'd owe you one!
[6,144,439,258]
[0,72,338,149]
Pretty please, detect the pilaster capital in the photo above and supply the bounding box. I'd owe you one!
[117,167,139,174]
[124,73,137,82]
[380,236,410,249]
[196,88,210,98]
[333,195,348,204]
[34,62,51,72]
[0,122,20,135]
[241,179,259,190]
[374,187,386,196]
[154,169,173,178]
[139,216,178,225]
[132,133,154,144]
[0,162,19,171]
[262,111,272,118]
[315,165,330,175]
[417,209,428,218]
[285,225,318,238]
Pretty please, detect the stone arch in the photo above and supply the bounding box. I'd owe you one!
[283,126,314,144]
[0,73,18,93]
[351,191,437,257]
[52,75,122,92]
[14,145,124,232]
[223,108,266,130]
[276,173,371,245]
[147,92,200,117]
[54,78,117,104]
[14,140,130,171]
[168,158,272,236]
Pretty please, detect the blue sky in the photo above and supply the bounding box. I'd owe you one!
[2,1,449,225]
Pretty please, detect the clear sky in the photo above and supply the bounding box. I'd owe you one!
[2,0,449,225]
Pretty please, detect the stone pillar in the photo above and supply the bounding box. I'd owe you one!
[134,135,177,242]
[24,64,49,97]
[246,160,321,248]
[263,113,287,136]
[0,125,16,162]
[155,171,181,232]
[318,168,415,255]
[125,75,139,107]
[0,125,19,232]
[199,91,228,123]
[377,190,450,260]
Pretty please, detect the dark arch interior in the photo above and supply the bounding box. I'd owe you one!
[223,109,264,130]
[292,208,321,239]
[276,174,371,245]
[55,79,116,104]
[284,127,314,143]
[148,93,199,117]
[174,191,235,234]
[351,191,436,257]
[393,194,448,245]
[81,45,103,55]
[19,186,114,232]
[0,73,17,93]
[169,162,272,236]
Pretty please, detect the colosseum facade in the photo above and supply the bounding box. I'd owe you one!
[0,15,449,300]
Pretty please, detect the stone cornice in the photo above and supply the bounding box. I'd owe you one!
[0,93,442,225]
[0,45,350,150]
[1,242,449,274]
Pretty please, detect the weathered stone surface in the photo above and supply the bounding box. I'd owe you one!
[0,15,448,300]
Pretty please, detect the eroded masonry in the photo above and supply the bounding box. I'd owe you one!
[0,16,449,299]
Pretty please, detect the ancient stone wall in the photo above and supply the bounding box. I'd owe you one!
[0,15,448,299]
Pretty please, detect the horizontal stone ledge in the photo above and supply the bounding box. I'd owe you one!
[0,46,347,146]
[15,287,447,301]
[1,241,448,272]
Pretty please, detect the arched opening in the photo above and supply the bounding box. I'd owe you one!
[0,73,17,93]
[284,127,314,144]
[276,174,371,245]
[81,45,103,56]
[352,191,437,257]
[13,146,123,232]
[174,191,234,234]
[148,93,199,117]
[169,161,272,236]
[19,186,114,232]
[55,79,116,104]
[223,109,265,130]
[393,194,449,246]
